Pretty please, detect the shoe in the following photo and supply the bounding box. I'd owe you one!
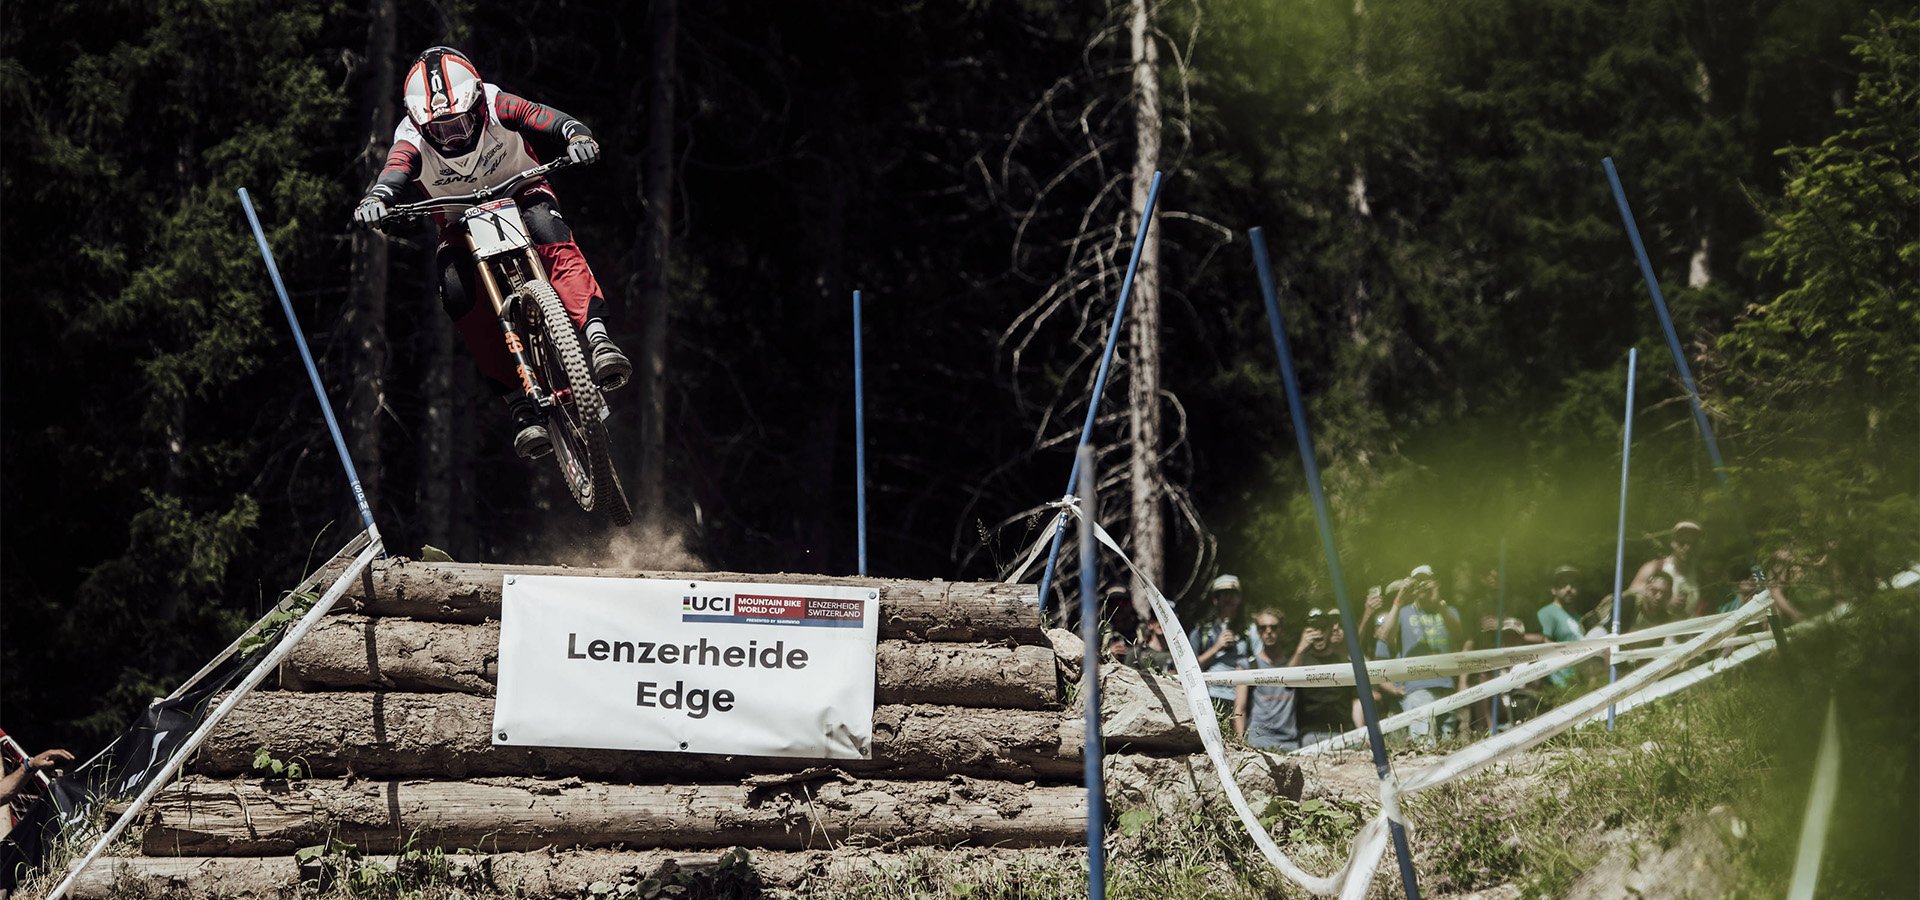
[505,396,553,460]
[590,337,631,392]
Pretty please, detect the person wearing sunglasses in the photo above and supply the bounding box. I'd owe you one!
[1233,611,1298,750]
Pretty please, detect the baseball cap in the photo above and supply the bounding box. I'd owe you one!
[1500,617,1527,635]
[1305,607,1334,623]
[1209,574,1242,594]
[1672,520,1703,535]
[1409,564,1435,580]
[1550,564,1580,583]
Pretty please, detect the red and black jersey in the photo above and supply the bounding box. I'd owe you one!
[365,85,592,203]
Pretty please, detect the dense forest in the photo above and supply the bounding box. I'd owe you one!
[1,0,1912,750]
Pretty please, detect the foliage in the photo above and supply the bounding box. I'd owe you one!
[1,0,346,744]
[1501,593,1919,896]
[0,0,1909,767]
[294,836,492,899]
[1717,12,1920,590]
[235,589,318,658]
[1193,0,1907,621]
[810,801,1309,899]
[1259,795,1361,846]
[250,746,307,781]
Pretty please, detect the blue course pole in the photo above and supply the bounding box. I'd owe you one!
[1607,348,1638,730]
[1250,227,1420,900]
[1034,171,1165,613]
[1076,445,1105,899]
[854,290,869,577]
[1604,159,1787,648]
[1492,537,1507,735]
[238,189,383,552]
[1601,158,1729,487]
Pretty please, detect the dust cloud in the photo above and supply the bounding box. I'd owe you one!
[548,520,710,571]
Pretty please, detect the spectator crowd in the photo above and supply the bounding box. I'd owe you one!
[1103,519,1816,752]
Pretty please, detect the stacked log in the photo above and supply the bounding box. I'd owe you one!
[84,558,1299,898]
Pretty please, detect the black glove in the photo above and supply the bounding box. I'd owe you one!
[354,195,388,227]
[567,136,600,165]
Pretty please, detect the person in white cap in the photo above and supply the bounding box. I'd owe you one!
[1379,564,1467,743]
[1628,520,1704,615]
[1186,573,1257,719]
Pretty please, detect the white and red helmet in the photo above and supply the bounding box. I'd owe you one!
[404,47,486,155]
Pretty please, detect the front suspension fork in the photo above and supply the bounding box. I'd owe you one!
[473,259,548,407]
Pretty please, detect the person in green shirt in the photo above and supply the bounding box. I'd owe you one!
[1536,564,1586,688]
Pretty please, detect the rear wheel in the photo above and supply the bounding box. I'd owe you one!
[522,280,633,526]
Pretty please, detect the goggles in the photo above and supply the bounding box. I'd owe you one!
[424,108,482,150]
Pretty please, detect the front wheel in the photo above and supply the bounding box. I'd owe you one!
[522,280,633,527]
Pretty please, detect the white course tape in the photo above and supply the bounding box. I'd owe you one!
[1001,507,1072,585]
[1010,499,1779,899]
[1398,595,1773,794]
[1293,643,1608,755]
[1210,611,1738,688]
[1071,504,1368,896]
[1611,600,1846,667]
[1787,695,1842,900]
[1588,638,1774,723]
[1611,629,1771,664]
[1376,772,1405,826]
[1600,601,1848,716]
[48,534,384,900]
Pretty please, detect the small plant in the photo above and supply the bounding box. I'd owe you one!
[296,834,488,898]
[250,747,307,780]
[235,589,319,658]
[1259,796,1361,845]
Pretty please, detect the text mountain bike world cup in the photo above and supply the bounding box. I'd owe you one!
[680,591,868,627]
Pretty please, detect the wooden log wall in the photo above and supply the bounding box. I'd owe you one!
[107,558,1297,894]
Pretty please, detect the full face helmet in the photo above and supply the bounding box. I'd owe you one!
[404,47,486,156]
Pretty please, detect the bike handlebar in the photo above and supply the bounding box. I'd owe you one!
[371,158,577,230]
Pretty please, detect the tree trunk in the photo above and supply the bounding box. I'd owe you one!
[1125,0,1164,624]
[419,281,455,549]
[192,684,1200,783]
[1342,0,1377,421]
[67,848,1094,900]
[342,0,396,515]
[634,0,677,521]
[143,776,1087,856]
[193,691,1084,782]
[319,558,1047,643]
[280,615,1061,708]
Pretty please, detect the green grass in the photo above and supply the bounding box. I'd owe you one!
[1405,590,1920,897]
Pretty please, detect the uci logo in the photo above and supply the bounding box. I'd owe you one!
[682,595,731,613]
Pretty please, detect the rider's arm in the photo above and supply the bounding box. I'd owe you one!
[493,92,594,143]
[363,137,422,203]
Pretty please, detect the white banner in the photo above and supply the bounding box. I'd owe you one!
[492,575,880,759]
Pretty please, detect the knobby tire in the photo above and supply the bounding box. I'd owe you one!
[523,280,634,526]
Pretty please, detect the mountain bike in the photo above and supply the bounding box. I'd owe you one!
[381,159,632,526]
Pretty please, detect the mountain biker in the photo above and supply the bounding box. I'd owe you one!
[352,46,630,459]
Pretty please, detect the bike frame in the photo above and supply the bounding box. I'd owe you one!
[384,160,573,412]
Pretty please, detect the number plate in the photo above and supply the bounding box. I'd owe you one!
[464,199,532,259]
